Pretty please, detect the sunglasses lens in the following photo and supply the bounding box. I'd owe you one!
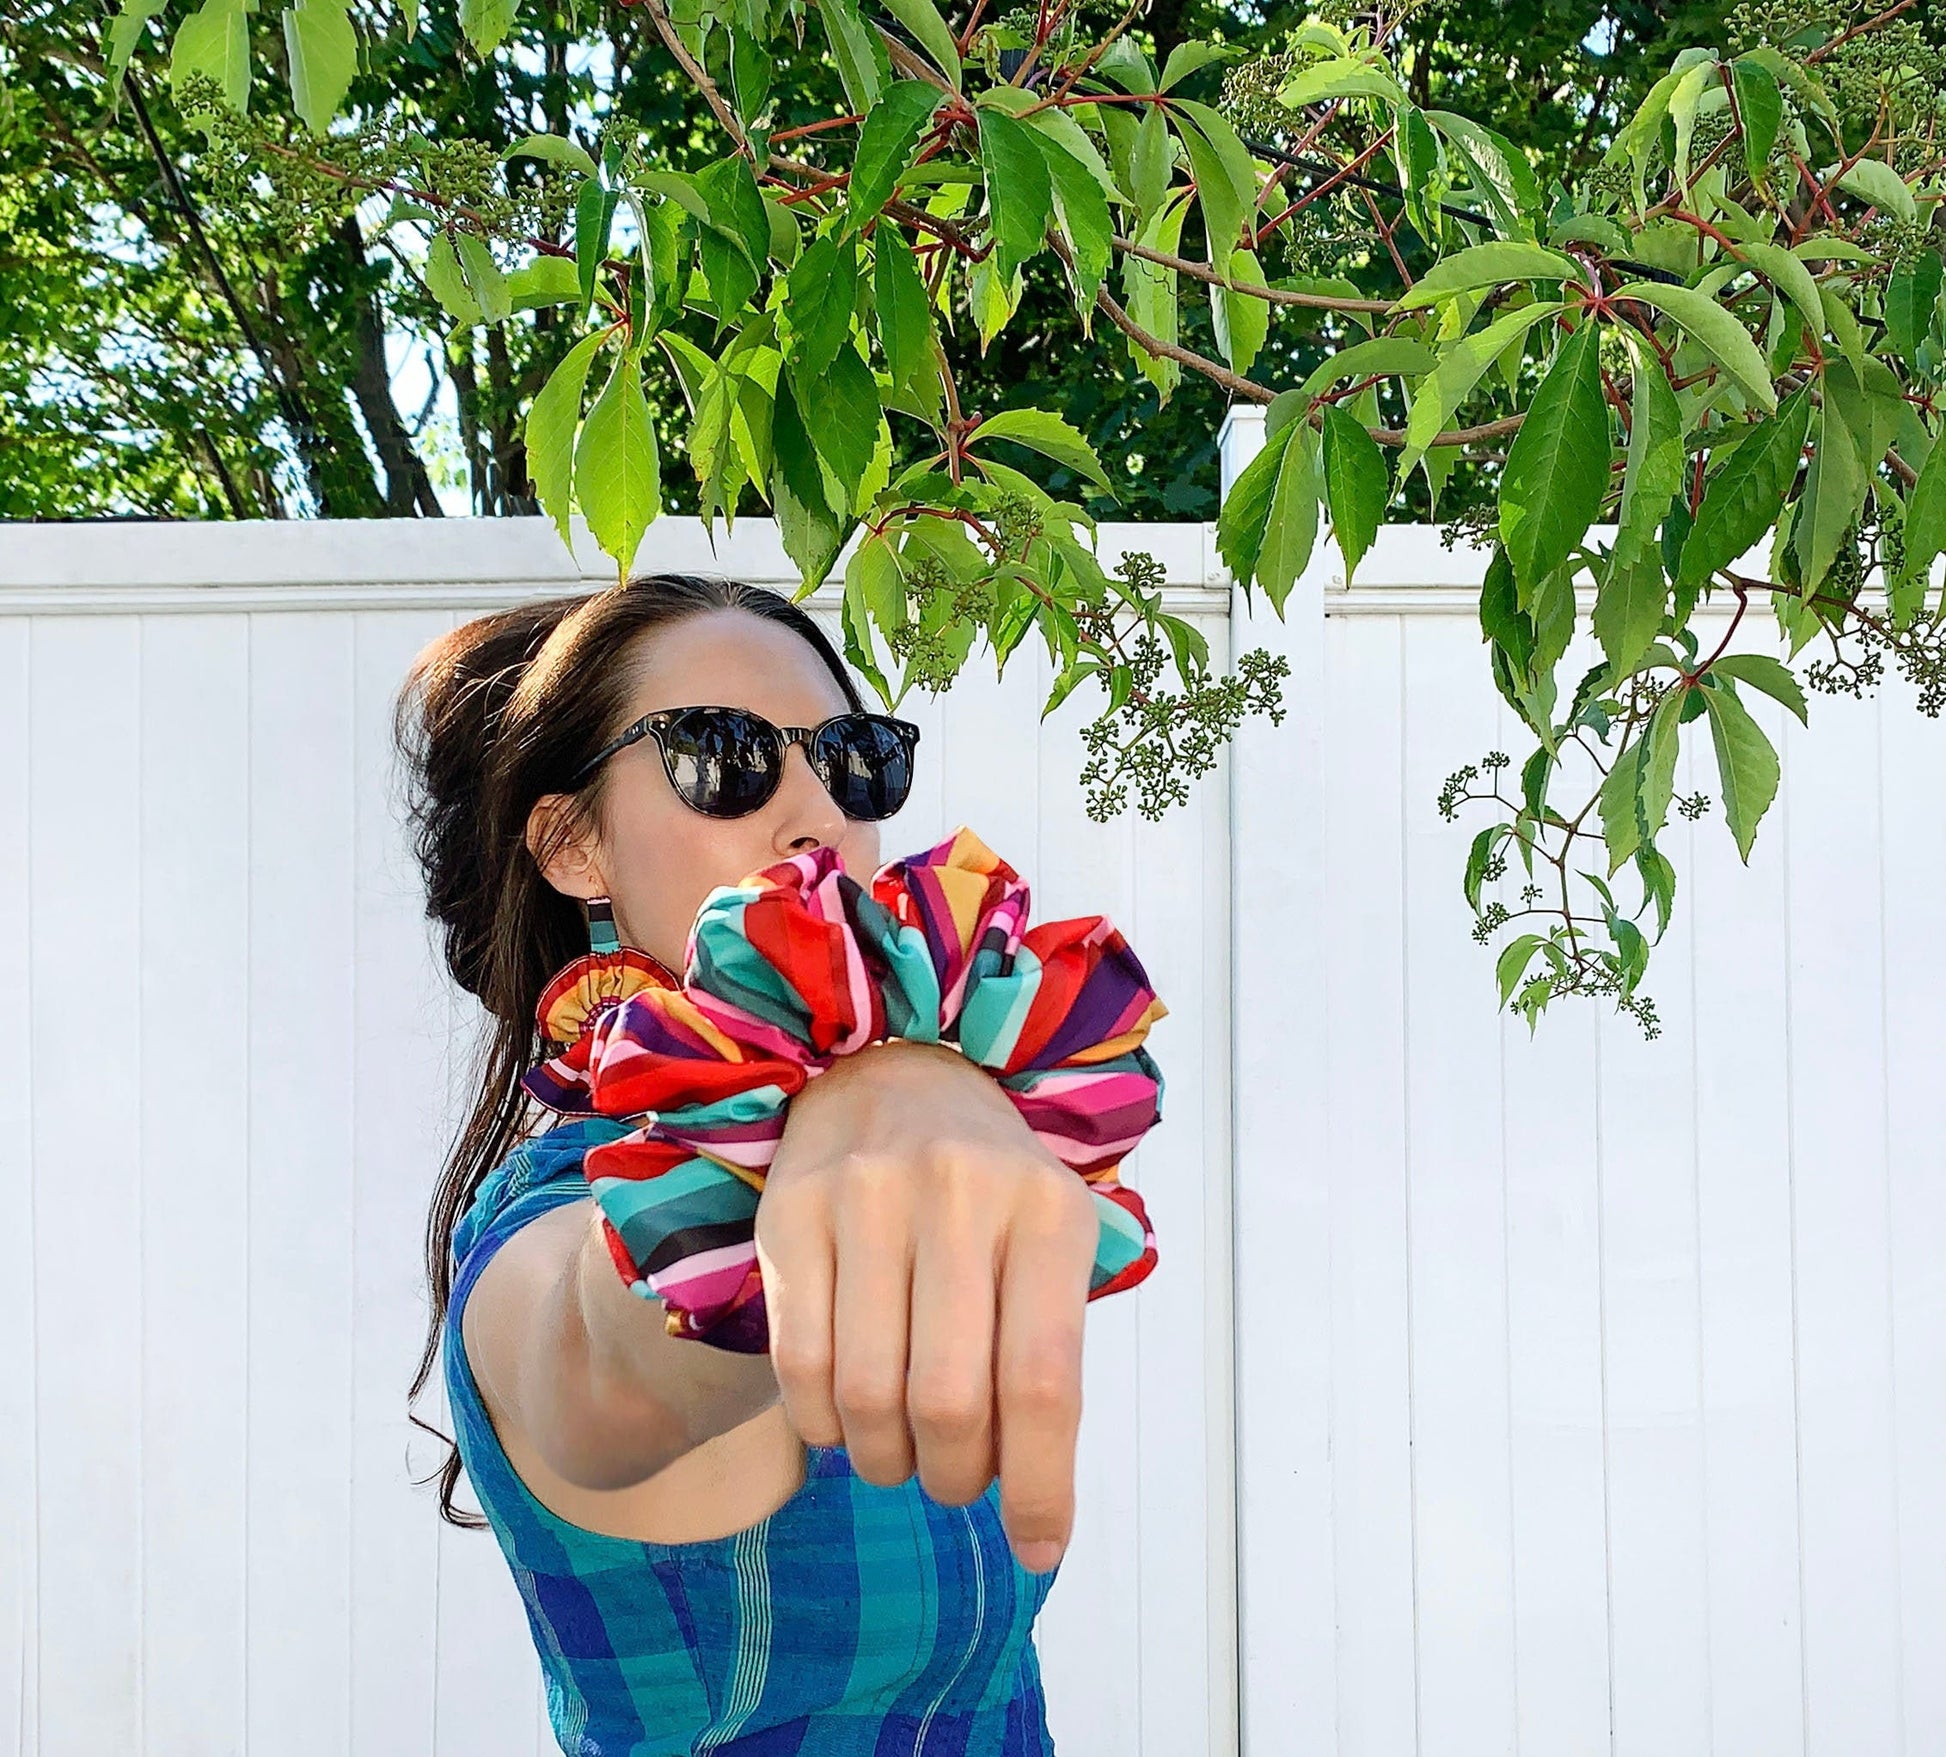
[813,716,915,820]
[662,708,781,817]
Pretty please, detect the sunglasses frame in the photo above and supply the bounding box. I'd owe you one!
[571,704,922,820]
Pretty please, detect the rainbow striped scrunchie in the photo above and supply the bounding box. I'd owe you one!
[518,826,1166,1352]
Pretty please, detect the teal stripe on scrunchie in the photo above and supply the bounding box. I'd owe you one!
[849,885,942,1042]
[955,942,1044,1069]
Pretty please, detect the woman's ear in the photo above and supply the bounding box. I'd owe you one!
[525,793,606,900]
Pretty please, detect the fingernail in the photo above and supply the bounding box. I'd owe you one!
[1017,1541,1063,1574]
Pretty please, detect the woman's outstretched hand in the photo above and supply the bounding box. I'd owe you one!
[756,1038,1098,1575]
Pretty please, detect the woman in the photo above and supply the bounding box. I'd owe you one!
[394,573,1108,1755]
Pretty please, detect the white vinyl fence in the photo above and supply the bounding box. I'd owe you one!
[2,482,1942,1757]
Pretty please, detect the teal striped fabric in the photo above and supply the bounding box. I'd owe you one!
[445,1117,1062,1755]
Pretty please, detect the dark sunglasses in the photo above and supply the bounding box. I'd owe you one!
[571,705,921,821]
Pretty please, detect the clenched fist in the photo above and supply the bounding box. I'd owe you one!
[755,1038,1099,1574]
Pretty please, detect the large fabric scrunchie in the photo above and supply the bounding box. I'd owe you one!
[519,826,1165,1352]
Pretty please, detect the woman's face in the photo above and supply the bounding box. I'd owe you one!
[528,607,883,973]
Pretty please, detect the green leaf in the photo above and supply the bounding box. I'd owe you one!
[1594,552,1666,683]
[1393,103,1442,245]
[838,562,894,706]
[1257,420,1320,612]
[1279,57,1404,109]
[1797,397,1864,590]
[1899,430,1946,583]
[1734,239,1825,343]
[1299,337,1436,400]
[1496,933,1548,1006]
[1215,420,1295,588]
[847,82,944,232]
[1464,823,1510,910]
[506,132,599,180]
[880,0,961,89]
[457,0,518,53]
[1398,302,1562,480]
[771,372,848,588]
[1886,251,1944,361]
[1732,55,1783,184]
[1210,248,1269,373]
[1678,388,1812,586]
[1610,333,1683,585]
[108,0,173,88]
[573,348,661,579]
[1829,157,1916,225]
[424,231,482,328]
[170,0,250,113]
[1320,404,1388,586]
[784,235,859,377]
[846,531,907,635]
[873,229,934,395]
[794,345,880,488]
[1043,658,1105,717]
[967,408,1110,489]
[979,107,1054,276]
[969,252,1025,351]
[1392,242,1583,310]
[1170,99,1259,266]
[1709,652,1808,726]
[526,329,608,545]
[1499,322,1611,597]
[1636,842,1676,939]
[1817,280,1867,372]
[1122,190,1190,401]
[1611,280,1776,412]
[696,155,772,271]
[1040,133,1115,316]
[815,0,889,113]
[1666,59,1717,192]
[1549,213,1629,255]
[1479,543,1535,675]
[1426,109,1541,235]
[729,25,773,125]
[505,254,582,312]
[456,232,513,323]
[575,178,617,314]
[1130,102,1174,224]
[1158,42,1235,90]
[1701,681,1780,862]
[1597,690,1680,870]
[282,0,355,133]
[1020,100,1123,203]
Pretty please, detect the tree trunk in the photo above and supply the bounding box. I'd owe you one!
[336,214,443,515]
[258,271,387,517]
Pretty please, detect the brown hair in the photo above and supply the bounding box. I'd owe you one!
[392,571,863,1527]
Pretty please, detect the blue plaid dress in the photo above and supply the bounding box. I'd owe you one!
[444,1116,1061,1756]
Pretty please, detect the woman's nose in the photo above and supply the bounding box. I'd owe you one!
[769,743,844,855]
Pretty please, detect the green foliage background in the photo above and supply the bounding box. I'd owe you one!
[2,0,1728,523]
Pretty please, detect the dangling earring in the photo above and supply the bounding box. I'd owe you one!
[521,895,680,1115]
[586,894,623,957]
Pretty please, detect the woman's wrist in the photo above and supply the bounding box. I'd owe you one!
[775,1039,1061,1190]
